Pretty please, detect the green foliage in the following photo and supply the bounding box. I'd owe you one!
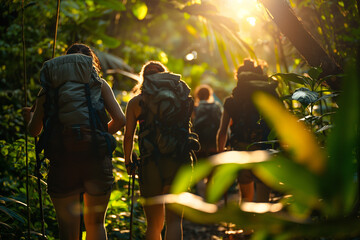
[0,138,146,239]
[0,139,58,239]
[271,68,339,141]
[132,2,148,20]
[107,157,146,239]
[2,0,360,239]
[156,64,359,239]
[290,0,360,63]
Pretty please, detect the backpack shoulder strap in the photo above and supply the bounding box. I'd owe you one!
[35,87,60,156]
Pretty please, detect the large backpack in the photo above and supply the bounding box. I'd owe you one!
[193,101,222,152]
[226,72,278,150]
[36,54,116,159]
[138,72,199,160]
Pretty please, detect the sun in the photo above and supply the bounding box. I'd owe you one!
[211,0,262,27]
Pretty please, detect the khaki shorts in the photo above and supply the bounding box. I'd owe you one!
[47,152,114,198]
[138,155,191,198]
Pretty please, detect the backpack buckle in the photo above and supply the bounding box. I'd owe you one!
[71,125,82,140]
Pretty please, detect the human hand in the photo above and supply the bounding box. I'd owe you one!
[125,161,137,176]
[22,107,33,124]
[125,152,139,175]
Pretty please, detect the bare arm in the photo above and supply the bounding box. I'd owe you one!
[101,79,126,134]
[23,89,45,137]
[123,95,142,175]
[217,109,231,152]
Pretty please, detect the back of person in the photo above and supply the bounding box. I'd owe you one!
[193,99,222,154]
[123,61,199,240]
[138,71,198,160]
[224,65,278,150]
[37,53,116,159]
[23,43,126,240]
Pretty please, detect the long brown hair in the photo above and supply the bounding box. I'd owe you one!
[66,43,101,73]
[133,61,168,94]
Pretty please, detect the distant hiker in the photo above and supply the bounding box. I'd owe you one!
[23,43,126,240]
[192,84,222,158]
[192,84,222,198]
[124,61,199,240]
[217,59,278,203]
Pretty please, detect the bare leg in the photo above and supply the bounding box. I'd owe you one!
[164,206,182,240]
[238,182,255,235]
[143,204,165,240]
[254,181,271,202]
[51,195,81,240]
[163,185,183,240]
[83,192,111,240]
[239,182,254,203]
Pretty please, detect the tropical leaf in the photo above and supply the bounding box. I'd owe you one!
[253,156,321,212]
[214,32,231,72]
[323,64,359,216]
[146,192,360,238]
[314,75,340,90]
[171,151,270,195]
[253,92,326,174]
[314,92,339,103]
[0,196,27,207]
[271,73,307,85]
[307,67,322,81]
[206,163,242,203]
[0,206,25,223]
[291,87,319,106]
[0,221,12,229]
[179,1,256,70]
[316,124,333,133]
[29,175,48,186]
[170,160,213,194]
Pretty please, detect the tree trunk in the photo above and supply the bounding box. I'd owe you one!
[260,0,343,90]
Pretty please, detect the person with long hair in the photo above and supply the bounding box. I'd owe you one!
[124,61,194,240]
[23,43,125,240]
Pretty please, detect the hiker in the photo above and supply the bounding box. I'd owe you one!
[192,84,222,198]
[23,43,126,240]
[124,61,198,240]
[192,84,222,158]
[217,59,278,203]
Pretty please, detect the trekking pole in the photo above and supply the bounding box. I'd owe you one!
[129,172,136,240]
[34,137,46,239]
[129,153,138,240]
[79,193,84,240]
[21,1,31,239]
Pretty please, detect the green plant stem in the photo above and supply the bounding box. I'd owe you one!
[21,0,31,239]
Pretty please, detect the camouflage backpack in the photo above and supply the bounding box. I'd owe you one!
[138,72,200,160]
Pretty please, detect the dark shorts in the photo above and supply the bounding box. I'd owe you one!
[138,155,191,198]
[47,152,114,198]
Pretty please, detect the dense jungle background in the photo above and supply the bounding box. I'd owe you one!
[1,0,360,239]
